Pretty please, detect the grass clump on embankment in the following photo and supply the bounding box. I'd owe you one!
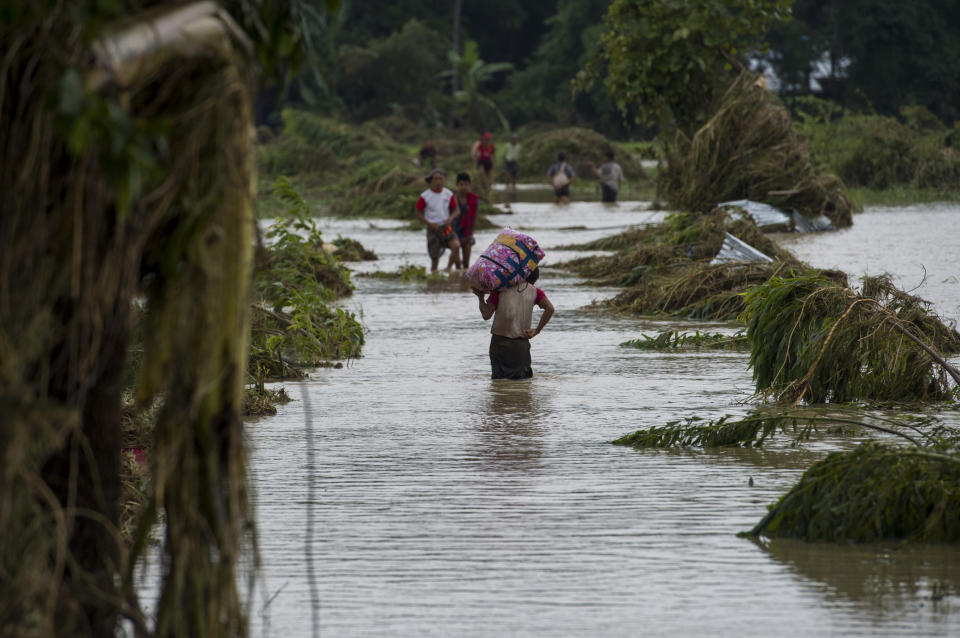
[557,208,813,320]
[658,72,857,228]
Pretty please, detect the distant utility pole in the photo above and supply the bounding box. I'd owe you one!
[450,0,462,127]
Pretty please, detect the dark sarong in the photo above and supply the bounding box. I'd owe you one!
[489,334,532,379]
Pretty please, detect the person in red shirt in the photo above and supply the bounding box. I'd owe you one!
[448,172,479,270]
[474,268,554,379]
[471,131,495,179]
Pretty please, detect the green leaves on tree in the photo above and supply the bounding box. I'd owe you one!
[583,0,793,130]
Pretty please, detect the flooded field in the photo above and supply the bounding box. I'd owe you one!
[243,200,960,636]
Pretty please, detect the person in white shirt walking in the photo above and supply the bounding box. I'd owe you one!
[414,168,461,272]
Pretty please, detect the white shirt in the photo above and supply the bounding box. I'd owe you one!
[416,187,454,224]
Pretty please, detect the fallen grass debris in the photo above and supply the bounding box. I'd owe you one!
[658,72,857,228]
[359,263,451,282]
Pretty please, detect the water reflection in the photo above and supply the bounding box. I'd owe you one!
[474,380,546,471]
[754,537,960,618]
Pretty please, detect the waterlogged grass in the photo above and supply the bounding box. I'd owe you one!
[621,330,747,351]
[847,186,960,208]
[332,236,378,261]
[744,442,960,543]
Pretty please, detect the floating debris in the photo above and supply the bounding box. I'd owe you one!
[709,232,774,265]
[719,199,792,231]
[720,199,836,233]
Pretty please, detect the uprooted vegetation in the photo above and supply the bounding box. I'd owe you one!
[657,72,857,228]
[615,406,960,543]
[620,330,747,351]
[596,202,960,543]
[742,272,960,404]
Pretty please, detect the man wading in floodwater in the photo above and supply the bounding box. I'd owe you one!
[415,168,461,272]
[474,269,554,379]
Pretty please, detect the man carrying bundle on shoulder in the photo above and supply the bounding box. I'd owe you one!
[415,168,461,272]
[474,268,554,379]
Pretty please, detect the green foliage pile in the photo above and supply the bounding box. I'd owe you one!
[559,209,804,319]
[741,272,960,404]
[522,126,646,183]
[658,72,856,228]
[332,236,378,261]
[360,263,450,282]
[746,443,960,542]
[795,99,960,191]
[621,330,747,351]
[251,178,365,378]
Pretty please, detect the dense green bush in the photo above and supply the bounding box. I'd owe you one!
[795,98,960,190]
[337,19,449,124]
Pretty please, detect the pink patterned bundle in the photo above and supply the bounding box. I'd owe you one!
[466,228,545,291]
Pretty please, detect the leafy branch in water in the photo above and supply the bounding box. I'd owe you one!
[613,408,952,449]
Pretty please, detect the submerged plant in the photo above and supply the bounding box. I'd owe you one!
[744,442,960,543]
[360,263,450,282]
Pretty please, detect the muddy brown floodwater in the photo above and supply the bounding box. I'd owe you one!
[143,200,960,636]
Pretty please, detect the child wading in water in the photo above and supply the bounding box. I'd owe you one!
[475,268,554,379]
[448,172,479,270]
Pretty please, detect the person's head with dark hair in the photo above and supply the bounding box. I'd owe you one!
[456,172,471,184]
[557,152,566,162]
[526,268,540,284]
[604,149,615,160]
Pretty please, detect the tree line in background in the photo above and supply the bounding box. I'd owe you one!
[266,0,960,137]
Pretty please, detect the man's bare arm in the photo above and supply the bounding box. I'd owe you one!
[524,296,554,338]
